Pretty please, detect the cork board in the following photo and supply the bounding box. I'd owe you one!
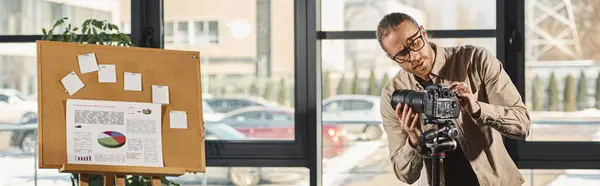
[36,40,205,173]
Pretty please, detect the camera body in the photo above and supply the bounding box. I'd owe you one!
[391,83,460,120]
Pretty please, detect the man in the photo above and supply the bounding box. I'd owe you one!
[377,12,530,186]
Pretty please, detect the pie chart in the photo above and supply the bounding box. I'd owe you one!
[97,131,126,148]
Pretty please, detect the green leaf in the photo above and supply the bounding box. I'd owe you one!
[92,20,103,28]
[72,27,78,32]
[53,20,61,28]
[42,28,47,36]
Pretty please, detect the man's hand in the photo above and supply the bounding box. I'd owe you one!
[449,82,481,115]
[395,103,422,148]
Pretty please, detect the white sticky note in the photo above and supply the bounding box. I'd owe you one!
[124,72,142,91]
[98,64,116,83]
[61,71,85,96]
[77,53,99,74]
[152,85,170,104]
[170,111,188,129]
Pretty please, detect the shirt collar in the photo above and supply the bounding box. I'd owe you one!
[430,42,447,77]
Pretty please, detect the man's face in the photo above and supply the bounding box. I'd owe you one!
[381,22,434,77]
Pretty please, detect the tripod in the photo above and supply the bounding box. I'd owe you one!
[416,119,460,186]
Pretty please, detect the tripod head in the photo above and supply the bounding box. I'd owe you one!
[415,119,460,157]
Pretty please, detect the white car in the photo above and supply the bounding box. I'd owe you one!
[0,89,37,124]
[322,94,384,140]
[202,98,225,122]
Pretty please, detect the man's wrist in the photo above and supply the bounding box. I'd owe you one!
[408,135,422,148]
[468,100,482,118]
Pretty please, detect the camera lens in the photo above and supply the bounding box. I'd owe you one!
[390,89,425,113]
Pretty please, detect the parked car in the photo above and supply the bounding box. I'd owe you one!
[202,98,225,122]
[322,94,384,141]
[216,106,347,158]
[0,89,37,124]
[204,96,280,113]
[9,117,38,153]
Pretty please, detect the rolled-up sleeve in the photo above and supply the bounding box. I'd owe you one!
[470,48,531,140]
[380,85,424,184]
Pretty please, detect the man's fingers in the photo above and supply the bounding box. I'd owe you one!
[403,107,412,128]
[401,104,408,122]
[395,103,403,118]
[410,113,419,130]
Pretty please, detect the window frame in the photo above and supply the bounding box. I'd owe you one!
[0,0,317,171]
[501,0,600,169]
[134,0,315,168]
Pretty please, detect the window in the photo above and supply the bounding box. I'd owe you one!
[0,0,130,184]
[194,21,219,45]
[176,21,189,44]
[165,0,297,142]
[0,0,129,35]
[232,111,262,122]
[0,94,8,102]
[323,101,345,112]
[165,20,220,45]
[320,0,496,31]
[164,22,174,43]
[524,0,600,142]
[266,112,292,121]
[350,100,373,110]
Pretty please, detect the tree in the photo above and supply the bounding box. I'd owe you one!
[337,75,348,95]
[379,73,391,96]
[368,69,378,96]
[531,75,544,111]
[548,72,559,111]
[576,71,588,110]
[323,71,331,98]
[563,74,576,112]
[277,78,289,106]
[596,72,600,109]
[219,86,227,96]
[248,81,260,96]
[351,71,360,94]
[263,80,273,101]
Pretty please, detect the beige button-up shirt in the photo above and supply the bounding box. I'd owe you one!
[380,43,531,186]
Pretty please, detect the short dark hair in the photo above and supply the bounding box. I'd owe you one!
[376,12,419,47]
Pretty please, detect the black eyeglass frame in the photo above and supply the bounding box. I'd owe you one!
[387,27,426,63]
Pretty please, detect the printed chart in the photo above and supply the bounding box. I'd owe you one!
[97,131,127,148]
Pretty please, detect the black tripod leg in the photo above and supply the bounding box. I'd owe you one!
[432,156,439,186]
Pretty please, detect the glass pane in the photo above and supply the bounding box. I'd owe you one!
[520,169,600,186]
[164,0,296,141]
[321,39,495,97]
[0,128,308,185]
[0,0,130,35]
[320,0,495,31]
[169,167,308,186]
[524,0,600,142]
[320,38,495,185]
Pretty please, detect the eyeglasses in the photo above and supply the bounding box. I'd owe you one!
[387,28,425,63]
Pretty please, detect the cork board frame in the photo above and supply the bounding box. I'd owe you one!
[36,40,205,173]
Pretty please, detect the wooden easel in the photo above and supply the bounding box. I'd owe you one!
[60,164,186,186]
[35,41,206,185]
